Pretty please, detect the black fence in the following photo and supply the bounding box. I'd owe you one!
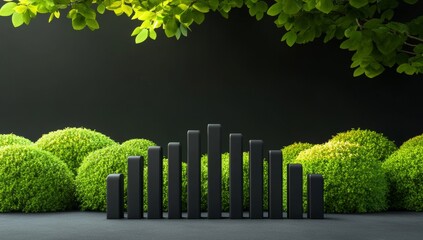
[107,124,324,220]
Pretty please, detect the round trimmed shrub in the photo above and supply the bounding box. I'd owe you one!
[282,142,314,211]
[76,145,145,211]
[121,138,156,165]
[0,145,74,212]
[329,129,397,162]
[296,141,388,213]
[399,134,423,149]
[35,127,117,174]
[200,153,269,212]
[0,134,32,147]
[382,146,423,211]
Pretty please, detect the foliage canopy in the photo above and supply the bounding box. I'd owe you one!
[1,0,423,78]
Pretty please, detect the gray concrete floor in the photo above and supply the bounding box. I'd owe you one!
[0,211,422,240]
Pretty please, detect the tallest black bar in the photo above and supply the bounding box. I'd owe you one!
[208,124,222,219]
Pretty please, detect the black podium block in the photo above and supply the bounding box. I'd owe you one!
[107,173,124,219]
[207,124,222,219]
[168,142,182,219]
[128,156,143,219]
[287,164,303,219]
[148,146,163,219]
[249,140,263,219]
[307,174,324,219]
[187,130,201,219]
[269,150,282,219]
[229,133,243,219]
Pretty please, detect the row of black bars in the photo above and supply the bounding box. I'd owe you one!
[107,124,324,219]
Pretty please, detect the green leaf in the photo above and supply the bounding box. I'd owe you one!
[135,28,149,43]
[381,9,394,21]
[193,3,210,13]
[86,19,99,30]
[397,63,416,75]
[282,31,297,47]
[11,12,24,27]
[353,67,365,77]
[316,0,334,14]
[191,11,205,24]
[72,14,86,30]
[13,5,27,14]
[131,27,141,37]
[180,24,188,37]
[403,0,418,4]
[97,4,106,14]
[349,0,368,9]
[209,0,219,10]
[149,29,157,40]
[164,18,178,37]
[0,2,17,16]
[267,3,283,16]
[283,0,301,15]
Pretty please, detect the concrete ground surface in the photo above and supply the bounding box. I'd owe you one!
[0,211,422,240]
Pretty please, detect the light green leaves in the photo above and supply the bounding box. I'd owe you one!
[0,2,17,17]
[12,12,23,27]
[135,28,149,43]
[193,3,209,13]
[282,0,302,15]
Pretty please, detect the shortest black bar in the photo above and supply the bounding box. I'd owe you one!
[107,173,124,219]
[287,164,303,219]
[307,174,324,219]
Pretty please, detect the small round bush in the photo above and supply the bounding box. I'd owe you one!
[121,138,157,165]
[382,146,423,211]
[399,134,423,149]
[200,153,269,212]
[329,129,397,162]
[76,145,145,211]
[35,127,117,174]
[0,134,32,147]
[296,141,388,213]
[0,145,74,212]
[282,142,314,211]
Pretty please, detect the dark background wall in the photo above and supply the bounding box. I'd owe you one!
[0,9,422,155]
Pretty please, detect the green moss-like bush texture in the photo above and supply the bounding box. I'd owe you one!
[296,141,388,213]
[35,127,117,174]
[76,145,145,211]
[382,146,423,211]
[200,153,269,212]
[281,142,314,211]
[399,134,423,149]
[121,138,156,165]
[0,134,32,147]
[329,129,397,162]
[0,145,75,212]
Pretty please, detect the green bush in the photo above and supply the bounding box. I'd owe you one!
[76,145,145,211]
[0,145,74,212]
[329,129,397,162]
[0,134,32,147]
[282,142,314,211]
[200,153,269,212]
[121,138,156,165]
[399,134,423,149]
[295,141,388,213]
[35,127,117,174]
[382,146,423,211]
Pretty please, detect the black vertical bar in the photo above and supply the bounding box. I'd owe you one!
[128,156,143,219]
[187,130,201,219]
[148,146,163,219]
[288,164,303,219]
[230,133,243,219]
[249,140,263,219]
[107,173,124,219]
[308,174,324,219]
[168,142,182,219]
[208,124,221,219]
[269,150,282,219]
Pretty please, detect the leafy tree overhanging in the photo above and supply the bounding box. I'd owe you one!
[0,0,422,78]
